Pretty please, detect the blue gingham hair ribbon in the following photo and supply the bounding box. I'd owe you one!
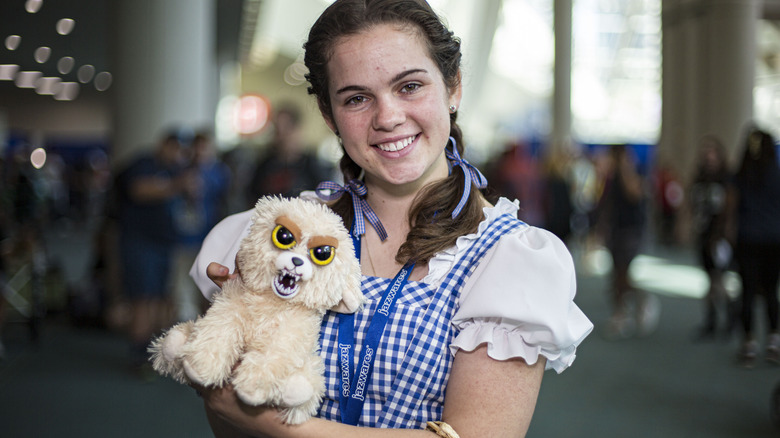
[316,179,388,241]
[446,136,488,219]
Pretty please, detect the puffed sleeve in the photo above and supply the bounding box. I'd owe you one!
[189,209,254,301]
[450,226,593,373]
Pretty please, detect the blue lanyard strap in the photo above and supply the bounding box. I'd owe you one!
[338,233,415,425]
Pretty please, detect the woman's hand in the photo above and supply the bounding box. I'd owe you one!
[207,262,238,289]
[199,383,287,438]
[197,383,436,438]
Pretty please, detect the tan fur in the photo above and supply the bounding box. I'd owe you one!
[149,196,364,424]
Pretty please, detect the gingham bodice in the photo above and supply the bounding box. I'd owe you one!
[317,212,523,428]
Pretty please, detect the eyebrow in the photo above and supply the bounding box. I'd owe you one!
[275,216,302,242]
[308,235,339,250]
[335,68,428,95]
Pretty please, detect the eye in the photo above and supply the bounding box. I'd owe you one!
[345,95,368,106]
[272,225,296,249]
[400,82,421,94]
[309,245,336,265]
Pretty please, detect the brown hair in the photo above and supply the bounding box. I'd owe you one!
[736,127,778,188]
[303,0,486,264]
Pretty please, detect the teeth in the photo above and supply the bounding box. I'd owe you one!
[273,271,301,298]
[376,135,415,152]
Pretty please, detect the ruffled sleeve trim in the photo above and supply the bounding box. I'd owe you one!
[451,318,588,374]
[443,200,593,373]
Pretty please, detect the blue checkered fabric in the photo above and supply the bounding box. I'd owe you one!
[318,212,524,428]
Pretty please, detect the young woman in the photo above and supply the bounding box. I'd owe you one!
[190,1,592,436]
[732,127,780,367]
[689,135,733,339]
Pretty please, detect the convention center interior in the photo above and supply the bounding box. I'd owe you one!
[2,0,780,436]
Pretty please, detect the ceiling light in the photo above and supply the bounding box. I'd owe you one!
[54,82,79,101]
[57,18,75,35]
[25,0,43,14]
[5,35,21,51]
[0,64,20,80]
[57,56,74,74]
[34,46,51,63]
[77,64,95,83]
[35,76,62,95]
[94,71,112,91]
[16,71,42,88]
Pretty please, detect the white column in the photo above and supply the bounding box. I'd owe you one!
[660,0,760,178]
[658,0,681,172]
[703,0,760,165]
[551,0,572,153]
[112,0,217,166]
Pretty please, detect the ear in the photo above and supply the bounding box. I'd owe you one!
[448,70,463,111]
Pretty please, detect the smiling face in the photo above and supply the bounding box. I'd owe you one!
[323,24,462,193]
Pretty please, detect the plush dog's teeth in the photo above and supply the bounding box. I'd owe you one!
[273,271,301,298]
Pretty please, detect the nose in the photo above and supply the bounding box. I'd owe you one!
[373,96,404,131]
[292,257,304,267]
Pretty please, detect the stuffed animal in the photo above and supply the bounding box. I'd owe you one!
[149,196,364,424]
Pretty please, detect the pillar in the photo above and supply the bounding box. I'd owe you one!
[703,0,760,166]
[659,0,760,180]
[551,0,572,154]
[111,0,217,167]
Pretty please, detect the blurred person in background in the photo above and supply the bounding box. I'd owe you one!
[2,146,49,341]
[653,161,684,246]
[540,149,574,244]
[0,156,10,359]
[171,130,231,321]
[484,141,544,227]
[689,135,735,340]
[595,144,659,340]
[114,129,199,374]
[245,102,332,206]
[731,127,780,367]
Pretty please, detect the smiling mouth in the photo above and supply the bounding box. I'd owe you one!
[375,135,416,152]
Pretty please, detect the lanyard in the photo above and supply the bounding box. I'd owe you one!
[337,233,415,425]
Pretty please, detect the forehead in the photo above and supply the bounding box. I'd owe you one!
[327,24,436,84]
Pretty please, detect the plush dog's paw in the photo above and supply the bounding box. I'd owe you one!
[182,358,208,386]
[234,381,273,406]
[282,374,315,407]
[161,328,187,363]
[279,377,322,425]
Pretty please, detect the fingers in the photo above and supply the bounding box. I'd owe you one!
[207,262,231,288]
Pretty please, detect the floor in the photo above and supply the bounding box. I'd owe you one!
[1,221,779,438]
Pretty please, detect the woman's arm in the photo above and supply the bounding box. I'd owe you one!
[200,344,543,438]
[443,344,544,437]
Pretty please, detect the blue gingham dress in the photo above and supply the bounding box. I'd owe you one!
[317,212,523,428]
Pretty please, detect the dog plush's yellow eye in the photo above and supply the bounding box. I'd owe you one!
[309,245,336,265]
[272,225,296,249]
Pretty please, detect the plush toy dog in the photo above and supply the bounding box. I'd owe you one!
[149,196,364,424]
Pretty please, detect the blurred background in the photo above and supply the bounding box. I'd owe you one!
[1,0,780,437]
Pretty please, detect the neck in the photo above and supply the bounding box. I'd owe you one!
[362,179,418,231]
[359,181,425,280]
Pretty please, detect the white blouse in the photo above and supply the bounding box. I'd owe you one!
[189,196,592,373]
